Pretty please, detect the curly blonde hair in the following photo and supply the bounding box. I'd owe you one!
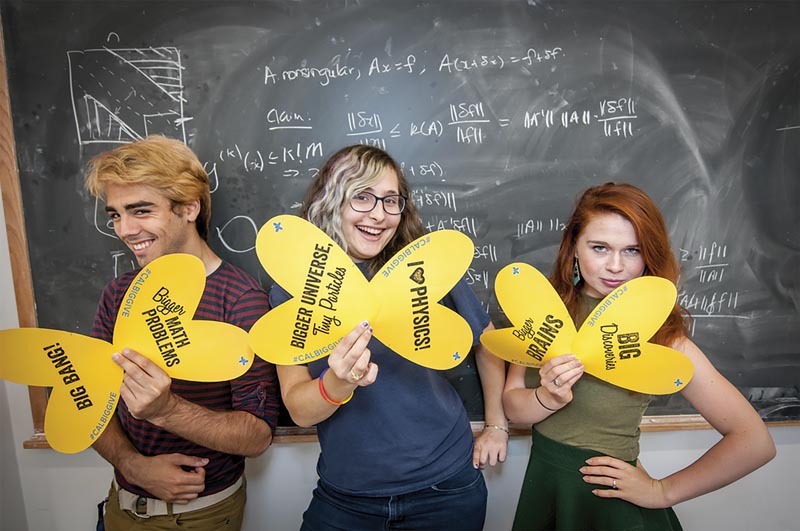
[301,145,424,274]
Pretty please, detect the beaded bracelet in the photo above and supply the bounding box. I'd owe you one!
[318,368,354,406]
[534,387,558,412]
[484,424,509,434]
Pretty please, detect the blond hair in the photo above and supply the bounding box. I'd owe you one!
[85,135,211,240]
[301,145,424,274]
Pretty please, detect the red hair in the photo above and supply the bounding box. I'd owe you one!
[551,183,689,347]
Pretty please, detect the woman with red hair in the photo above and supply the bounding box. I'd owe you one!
[504,183,775,530]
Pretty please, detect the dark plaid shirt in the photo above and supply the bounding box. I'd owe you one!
[91,260,279,497]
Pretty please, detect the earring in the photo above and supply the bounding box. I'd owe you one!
[572,256,581,286]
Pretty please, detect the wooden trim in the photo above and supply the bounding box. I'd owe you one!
[272,426,319,444]
[21,431,49,450]
[640,414,713,431]
[0,16,48,448]
[19,415,800,449]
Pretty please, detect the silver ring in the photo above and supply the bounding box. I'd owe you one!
[349,369,364,382]
[612,480,618,489]
[553,377,562,388]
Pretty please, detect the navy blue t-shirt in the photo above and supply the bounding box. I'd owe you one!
[270,264,489,496]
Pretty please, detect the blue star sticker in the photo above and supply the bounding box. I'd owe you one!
[512,266,520,275]
[239,356,250,366]
[452,352,461,361]
[674,378,683,387]
[273,221,283,232]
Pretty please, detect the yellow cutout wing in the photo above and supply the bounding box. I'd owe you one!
[574,276,693,394]
[481,263,576,368]
[249,215,377,365]
[0,328,120,453]
[370,230,475,370]
[112,254,254,382]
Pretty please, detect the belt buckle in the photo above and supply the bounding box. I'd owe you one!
[134,496,149,517]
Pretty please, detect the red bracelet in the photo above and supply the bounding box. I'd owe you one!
[318,368,354,406]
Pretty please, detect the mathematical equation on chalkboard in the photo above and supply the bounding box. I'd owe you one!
[67,43,637,157]
[678,242,744,334]
[265,47,565,85]
[261,96,637,151]
[70,42,741,333]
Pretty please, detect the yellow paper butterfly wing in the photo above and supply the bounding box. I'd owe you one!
[597,342,695,395]
[250,215,378,365]
[481,263,577,368]
[112,254,253,382]
[0,328,121,453]
[369,230,475,370]
[573,276,693,394]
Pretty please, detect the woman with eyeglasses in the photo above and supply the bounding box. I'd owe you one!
[269,144,508,530]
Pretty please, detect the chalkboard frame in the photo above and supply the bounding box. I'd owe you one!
[2,5,798,450]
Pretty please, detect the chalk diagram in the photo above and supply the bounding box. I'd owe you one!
[67,46,197,248]
[67,46,189,146]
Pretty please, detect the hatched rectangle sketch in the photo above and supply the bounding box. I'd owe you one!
[67,46,189,146]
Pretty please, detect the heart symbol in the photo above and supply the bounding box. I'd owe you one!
[409,267,425,285]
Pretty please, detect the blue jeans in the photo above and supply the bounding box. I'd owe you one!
[300,460,487,531]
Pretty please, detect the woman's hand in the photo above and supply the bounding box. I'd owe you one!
[473,426,508,469]
[326,321,379,388]
[537,353,584,408]
[580,456,669,509]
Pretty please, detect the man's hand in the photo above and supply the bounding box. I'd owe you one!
[113,348,176,422]
[125,453,209,504]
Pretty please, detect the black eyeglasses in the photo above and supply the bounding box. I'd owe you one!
[349,191,406,215]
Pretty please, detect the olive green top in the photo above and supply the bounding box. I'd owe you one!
[528,294,651,461]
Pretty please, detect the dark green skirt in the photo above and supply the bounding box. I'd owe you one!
[512,430,683,531]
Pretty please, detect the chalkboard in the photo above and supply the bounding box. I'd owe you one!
[2,0,799,426]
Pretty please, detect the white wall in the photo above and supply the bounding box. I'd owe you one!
[0,381,26,531]
[2,193,799,531]
[1,180,29,531]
